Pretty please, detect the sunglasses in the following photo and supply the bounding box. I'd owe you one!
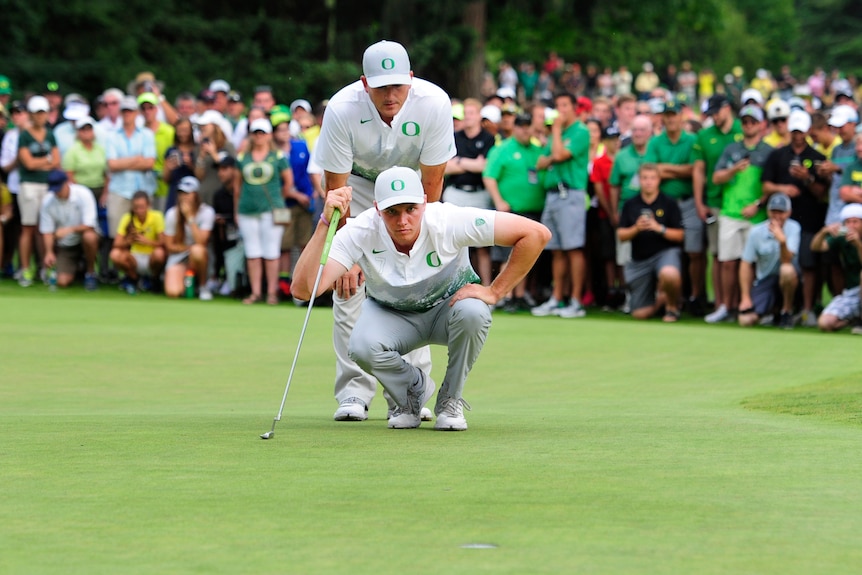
[771,117,788,124]
[741,118,760,125]
[252,130,267,135]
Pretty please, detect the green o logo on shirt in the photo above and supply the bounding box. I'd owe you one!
[391,179,405,191]
[402,122,420,137]
[382,58,396,70]
[426,251,441,267]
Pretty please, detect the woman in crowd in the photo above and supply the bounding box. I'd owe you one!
[235,118,292,305]
[110,191,166,294]
[163,176,215,300]
[194,114,235,206]
[16,95,60,286]
[62,115,110,275]
[162,118,197,212]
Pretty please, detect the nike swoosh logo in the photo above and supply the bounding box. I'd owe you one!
[360,118,373,124]
[372,249,386,254]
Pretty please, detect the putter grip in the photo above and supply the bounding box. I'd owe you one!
[320,208,341,265]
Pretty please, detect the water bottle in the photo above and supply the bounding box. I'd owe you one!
[183,269,196,299]
[48,268,57,292]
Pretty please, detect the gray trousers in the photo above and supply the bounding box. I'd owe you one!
[332,172,435,407]
[347,296,492,411]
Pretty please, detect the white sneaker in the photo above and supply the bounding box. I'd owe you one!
[334,397,368,421]
[199,287,213,301]
[434,397,471,431]
[388,373,430,429]
[801,310,818,328]
[705,305,729,324]
[558,301,586,318]
[851,326,862,336]
[531,297,562,317]
[205,278,221,292]
[758,314,775,326]
[390,406,433,420]
[218,281,232,296]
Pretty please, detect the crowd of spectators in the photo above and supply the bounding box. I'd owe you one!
[1,54,861,331]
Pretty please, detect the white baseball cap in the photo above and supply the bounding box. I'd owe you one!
[740,88,764,106]
[177,176,200,193]
[766,99,791,120]
[209,79,231,94]
[363,40,412,88]
[828,105,859,128]
[75,116,96,130]
[290,98,312,113]
[63,102,90,121]
[249,118,272,134]
[374,166,425,210]
[27,95,50,113]
[195,109,224,126]
[840,203,862,221]
[480,105,501,124]
[787,109,811,133]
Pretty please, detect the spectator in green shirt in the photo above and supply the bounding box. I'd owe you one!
[644,98,705,315]
[484,113,544,311]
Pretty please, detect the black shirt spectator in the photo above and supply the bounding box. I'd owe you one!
[620,191,683,261]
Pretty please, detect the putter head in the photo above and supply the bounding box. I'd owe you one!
[260,431,274,440]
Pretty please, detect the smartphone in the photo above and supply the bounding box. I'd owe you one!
[640,208,653,220]
[202,137,212,145]
[705,215,717,225]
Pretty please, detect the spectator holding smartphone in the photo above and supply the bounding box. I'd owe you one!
[110,191,166,294]
[162,118,197,212]
[617,163,685,321]
[194,111,235,206]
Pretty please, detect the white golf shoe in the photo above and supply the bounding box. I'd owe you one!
[333,397,368,421]
[434,397,471,431]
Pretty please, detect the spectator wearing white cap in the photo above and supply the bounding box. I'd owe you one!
[737,193,801,329]
[194,109,236,206]
[163,175,215,300]
[479,103,501,138]
[209,79,231,114]
[54,94,91,157]
[706,105,772,323]
[288,98,312,139]
[16,95,61,286]
[810,203,862,331]
[444,98,497,285]
[764,99,791,149]
[62,116,107,203]
[235,118,291,306]
[314,39,455,422]
[761,109,830,326]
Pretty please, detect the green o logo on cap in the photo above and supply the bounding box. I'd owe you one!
[391,179,405,191]
[382,58,396,70]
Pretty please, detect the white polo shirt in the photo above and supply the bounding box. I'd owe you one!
[315,78,456,197]
[38,183,98,248]
[328,202,496,312]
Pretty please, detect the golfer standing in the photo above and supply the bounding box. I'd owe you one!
[315,40,456,422]
[292,167,550,430]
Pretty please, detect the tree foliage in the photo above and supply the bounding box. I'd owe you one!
[0,0,855,105]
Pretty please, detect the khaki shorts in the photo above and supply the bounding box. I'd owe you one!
[18,182,48,226]
[717,215,752,262]
[706,207,720,256]
[57,245,83,276]
[615,239,632,267]
[107,193,132,239]
[281,205,314,251]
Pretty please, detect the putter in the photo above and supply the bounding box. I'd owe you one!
[261,208,341,440]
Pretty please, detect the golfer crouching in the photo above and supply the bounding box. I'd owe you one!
[292,166,550,431]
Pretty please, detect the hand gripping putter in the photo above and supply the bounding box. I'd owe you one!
[260,209,341,440]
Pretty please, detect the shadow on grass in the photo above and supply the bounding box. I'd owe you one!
[741,372,862,426]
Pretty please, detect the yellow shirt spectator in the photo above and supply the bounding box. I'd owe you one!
[117,210,165,255]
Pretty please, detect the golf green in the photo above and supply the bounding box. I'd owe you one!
[2,284,860,574]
